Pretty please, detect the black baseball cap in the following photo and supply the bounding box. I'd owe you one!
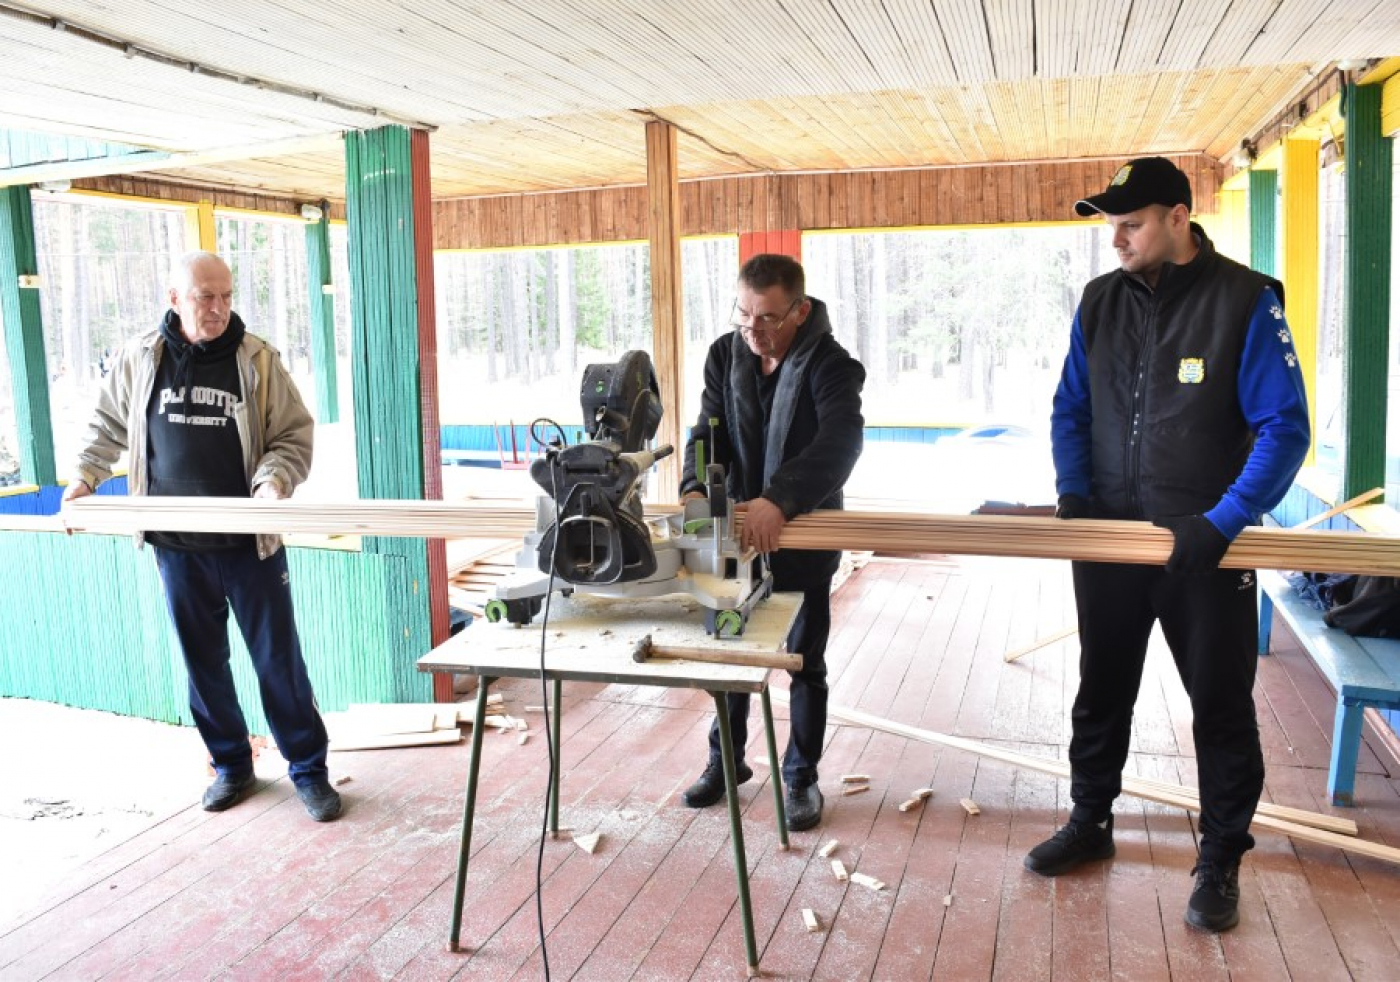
[1074,157,1193,217]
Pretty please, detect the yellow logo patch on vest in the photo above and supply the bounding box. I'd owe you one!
[1110,164,1132,186]
[1178,358,1206,384]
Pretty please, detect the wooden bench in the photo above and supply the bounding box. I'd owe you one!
[1257,568,1400,806]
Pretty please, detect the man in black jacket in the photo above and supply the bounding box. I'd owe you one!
[679,253,866,832]
[1033,158,1309,932]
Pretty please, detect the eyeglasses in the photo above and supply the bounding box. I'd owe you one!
[729,297,801,336]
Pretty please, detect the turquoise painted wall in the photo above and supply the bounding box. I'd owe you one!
[0,531,430,733]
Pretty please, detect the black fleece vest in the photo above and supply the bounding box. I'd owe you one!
[1081,229,1280,520]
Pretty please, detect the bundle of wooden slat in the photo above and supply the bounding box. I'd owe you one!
[63,497,543,539]
[771,690,1400,867]
[445,539,519,615]
[62,497,1400,576]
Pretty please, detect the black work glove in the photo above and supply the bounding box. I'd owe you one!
[1154,514,1231,575]
[1055,494,1095,520]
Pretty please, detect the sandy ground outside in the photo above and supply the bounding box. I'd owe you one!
[0,697,289,926]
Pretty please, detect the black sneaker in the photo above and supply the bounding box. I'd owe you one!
[202,772,257,812]
[296,780,343,822]
[682,760,752,808]
[1024,816,1115,875]
[1186,859,1241,932]
[785,782,824,832]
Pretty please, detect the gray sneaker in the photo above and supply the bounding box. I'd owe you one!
[202,772,257,812]
[1024,816,1115,875]
[296,780,343,822]
[785,782,824,832]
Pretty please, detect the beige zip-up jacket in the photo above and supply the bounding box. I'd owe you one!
[71,327,314,559]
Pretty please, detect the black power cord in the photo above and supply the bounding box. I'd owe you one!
[529,416,568,981]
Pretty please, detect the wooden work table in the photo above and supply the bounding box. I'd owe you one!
[417,590,802,976]
[418,591,799,687]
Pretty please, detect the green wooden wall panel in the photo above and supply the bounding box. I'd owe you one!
[0,186,56,486]
[343,125,435,694]
[0,533,430,731]
[1248,168,1278,278]
[305,213,340,424]
[346,127,427,506]
[1343,82,1393,499]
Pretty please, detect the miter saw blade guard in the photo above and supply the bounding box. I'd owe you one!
[484,350,772,636]
[533,442,657,585]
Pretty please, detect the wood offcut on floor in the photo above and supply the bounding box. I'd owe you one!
[3,555,1399,980]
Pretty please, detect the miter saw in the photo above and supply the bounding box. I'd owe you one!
[483,350,772,637]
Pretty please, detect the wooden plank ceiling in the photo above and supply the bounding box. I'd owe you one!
[0,0,1397,201]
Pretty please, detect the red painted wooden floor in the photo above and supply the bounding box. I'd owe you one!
[4,556,1400,980]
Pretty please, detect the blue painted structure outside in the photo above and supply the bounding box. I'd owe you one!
[439,423,964,468]
[0,476,127,514]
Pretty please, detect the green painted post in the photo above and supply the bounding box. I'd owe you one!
[304,208,339,424]
[1342,82,1392,499]
[0,185,56,486]
[344,125,433,700]
[1248,169,1278,278]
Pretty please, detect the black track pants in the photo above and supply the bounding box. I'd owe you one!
[1068,560,1263,863]
[708,579,831,788]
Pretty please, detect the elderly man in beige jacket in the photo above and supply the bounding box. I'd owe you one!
[64,250,339,822]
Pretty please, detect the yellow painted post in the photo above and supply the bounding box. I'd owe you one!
[183,199,216,251]
[1380,72,1400,137]
[1202,184,1249,265]
[1281,137,1320,466]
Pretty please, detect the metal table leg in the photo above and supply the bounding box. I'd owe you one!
[713,691,760,975]
[448,674,495,952]
[760,686,789,850]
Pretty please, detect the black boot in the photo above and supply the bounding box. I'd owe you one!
[1186,859,1241,932]
[682,759,752,808]
[785,781,824,832]
[1024,816,1115,875]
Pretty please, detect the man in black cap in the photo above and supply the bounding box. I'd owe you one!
[1029,157,1310,932]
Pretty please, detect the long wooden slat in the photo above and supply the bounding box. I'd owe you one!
[62,498,1400,577]
[1291,487,1385,530]
[768,689,1365,842]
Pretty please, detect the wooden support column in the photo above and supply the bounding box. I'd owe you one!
[411,129,450,666]
[1281,136,1320,465]
[304,207,339,424]
[345,125,450,701]
[1342,82,1392,498]
[1248,169,1278,277]
[0,185,56,486]
[645,120,683,502]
